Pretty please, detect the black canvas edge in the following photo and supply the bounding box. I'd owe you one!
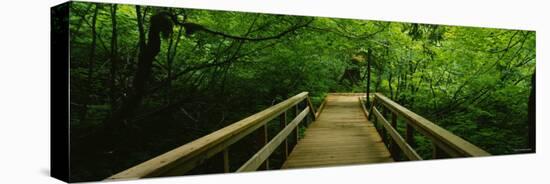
[47,1,537,183]
[51,1,71,183]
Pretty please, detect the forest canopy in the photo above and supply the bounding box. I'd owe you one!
[67,2,535,181]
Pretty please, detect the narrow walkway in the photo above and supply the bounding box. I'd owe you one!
[282,93,393,169]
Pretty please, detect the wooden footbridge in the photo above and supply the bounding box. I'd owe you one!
[107,92,490,180]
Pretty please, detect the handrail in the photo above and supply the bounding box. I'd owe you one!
[237,106,310,172]
[362,93,490,160]
[314,98,326,118]
[107,92,315,180]
[371,107,422,160]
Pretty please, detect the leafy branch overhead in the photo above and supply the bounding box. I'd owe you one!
[166,12,314,41]
[67,2,535,182]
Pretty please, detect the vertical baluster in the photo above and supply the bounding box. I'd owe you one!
[279,111,288,161]
[390,112,400,160]
[432,142,444,159]
[295,104,300,141]
[380,107,387,145]
[374,106,380,130]
[368,98,376,121]
[257,124,269,170]
[306,96,316,124]
[304,101,310,127]
[223,149,230,172]
[372,103,380,135]
[289,104,299,152]
[406,122,415,148]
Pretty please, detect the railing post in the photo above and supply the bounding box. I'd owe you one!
[257,124,269,170]
[303,101,310,127]
[390,112,400,160]
[294,104,300,141]
[306,96,316,122]
[406,123,415,147]
[223,149,230,172]
[105,92,312,179]
[289,104,299,152]
[432,142,445,159]
[279,111,288,161]
[369,93,490,159]
[380,107,388,145]
[368,97,376,120]
[372,106,379,132]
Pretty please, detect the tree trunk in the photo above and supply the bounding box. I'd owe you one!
[396,65,402,99]
[136,6,146,55]
[88,5,99,96]
[375,60,382,92]
[166,25,184,103]
[165,27,174,104]
[528,71,535,152]
[80,4,99,122]
[109,4,118,110]
[104,12,173,132]
[388,67,394,99]
[71,4,93,39]
[366,48,372,105]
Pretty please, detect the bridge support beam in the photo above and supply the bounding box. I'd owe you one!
[257,124,269,170]
[390,113,401,160]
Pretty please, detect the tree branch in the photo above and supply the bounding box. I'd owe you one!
[169,14,314,41]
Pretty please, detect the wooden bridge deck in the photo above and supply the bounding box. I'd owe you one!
[107,92,491,180]
[282,93,393,169]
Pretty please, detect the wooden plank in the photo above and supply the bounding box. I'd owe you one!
[287,153,392,161]
[326,93,366,96]
[285,152,392,161]
[373,93,490,157]
[237,107,310,172]
[288,144,390,153]
[223,149,229,173]
[288,143,388,149]
[283,94,393,169]
[285,158,393,167]
[106,92,308,180]
[372,107,422,161]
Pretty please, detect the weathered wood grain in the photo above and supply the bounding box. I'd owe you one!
[282,94,393,169]
[107,92,308,180]
[237,107,310,172]
[372,107,422,161]
[374,93,490,157]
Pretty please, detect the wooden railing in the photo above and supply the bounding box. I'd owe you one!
[360,93,490,161]
[107,92,318,180]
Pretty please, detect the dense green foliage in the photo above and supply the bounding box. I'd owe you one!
[67,2,535,181]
